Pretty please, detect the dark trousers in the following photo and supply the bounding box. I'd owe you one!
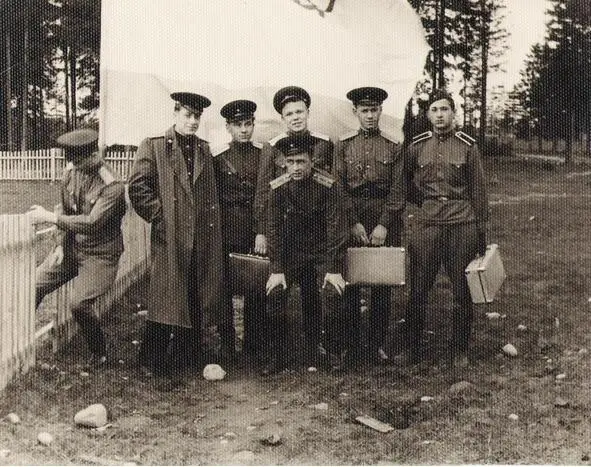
[224,243,267,355]
[347,204,402,353]
[266,262,347,360]
[139,248,204,376]
[36,249,120,355]
[405,222,478,354]
[347,285,391,351]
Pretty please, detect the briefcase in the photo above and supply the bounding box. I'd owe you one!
[465,243,506,304]
[346,247,406,286]
[228,253,270,294]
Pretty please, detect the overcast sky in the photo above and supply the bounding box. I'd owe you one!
[489,0,550,89]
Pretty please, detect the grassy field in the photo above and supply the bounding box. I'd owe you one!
[1,161,591,464]
[0,180,61,215]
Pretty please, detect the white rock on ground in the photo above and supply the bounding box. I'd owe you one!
[37,432,53,446]
[203,364,226,380]
[502,343,518,357]
[5,413,20,424]
[74,404,108,428]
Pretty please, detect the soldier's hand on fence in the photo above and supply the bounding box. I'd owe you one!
[27,205,57,225]
[266,273,287,295]
[323,273,346,295]
[50,245,64,266]
[254,234,267,255]
[369,224,387,246]
[351,223,369,245]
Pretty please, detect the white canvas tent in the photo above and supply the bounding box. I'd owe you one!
[99,0,430,147]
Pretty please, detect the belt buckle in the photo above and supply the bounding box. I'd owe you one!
[438,196,449,202]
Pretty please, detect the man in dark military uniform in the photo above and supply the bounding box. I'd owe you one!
[28,129,126,366]
[212,99,266,358]
[128,92,225,381]
[264,133,348,374]
[253,86,335,352]
[403,89,489,368]
[333,87,405,363]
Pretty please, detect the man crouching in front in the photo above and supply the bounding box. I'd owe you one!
[263,133,349,375]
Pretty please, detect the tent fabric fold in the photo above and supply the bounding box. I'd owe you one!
[99,0,430,147]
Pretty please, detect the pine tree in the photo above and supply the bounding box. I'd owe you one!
[514,0,591,162]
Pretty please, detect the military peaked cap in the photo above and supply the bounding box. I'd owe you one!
[220,99,257,121]
[171,92,211,113]
[56,128,98,159]
[427,89,456,110]
[346,87,388,106]
[275,133,315,157]
[273,86,311,113]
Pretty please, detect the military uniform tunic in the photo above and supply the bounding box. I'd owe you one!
[404,130,489,356]
[333,128,405,357]
[253,130,334,235]
[266,171,349,362]
[213,140,266,354]
[213,141,262,249]
[36,158,126,356]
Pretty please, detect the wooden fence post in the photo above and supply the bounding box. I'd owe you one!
[50,148,57,183]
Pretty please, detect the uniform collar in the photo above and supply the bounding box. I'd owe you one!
[230,140,253,151]
[434,129,454,141]
[359,127,380,137]
[175,131,195,145]
[287,129,310,136]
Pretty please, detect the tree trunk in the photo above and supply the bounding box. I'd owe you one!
[64,46,71,131]
[478,0,489,149]
[20,22,28,152]
[436,0,446,88]
[6,28,14,150]
[70,47,77,128]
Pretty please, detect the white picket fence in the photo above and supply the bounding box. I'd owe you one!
[0,207,151,392]
[0,149,137,181]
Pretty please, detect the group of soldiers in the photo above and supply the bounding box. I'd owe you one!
[29,84,489,383]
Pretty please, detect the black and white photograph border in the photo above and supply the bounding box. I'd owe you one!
[1,0,591,464]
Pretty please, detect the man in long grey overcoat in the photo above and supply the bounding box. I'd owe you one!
[128,92,225,380]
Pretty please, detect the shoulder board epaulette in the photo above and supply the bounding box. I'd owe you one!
[196,137,209,145]
[269,132,288,147]
[269,172,292,190]
[149,135,165,140]
[252,141,263,149]
[211,143,230,157]
[455,131,475,146]
[412,131,433,145]
[309,130,329,141]
[339,130,358,142]
[381,131,399,144]
[312,170,335,188]
[98,165,117,185]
